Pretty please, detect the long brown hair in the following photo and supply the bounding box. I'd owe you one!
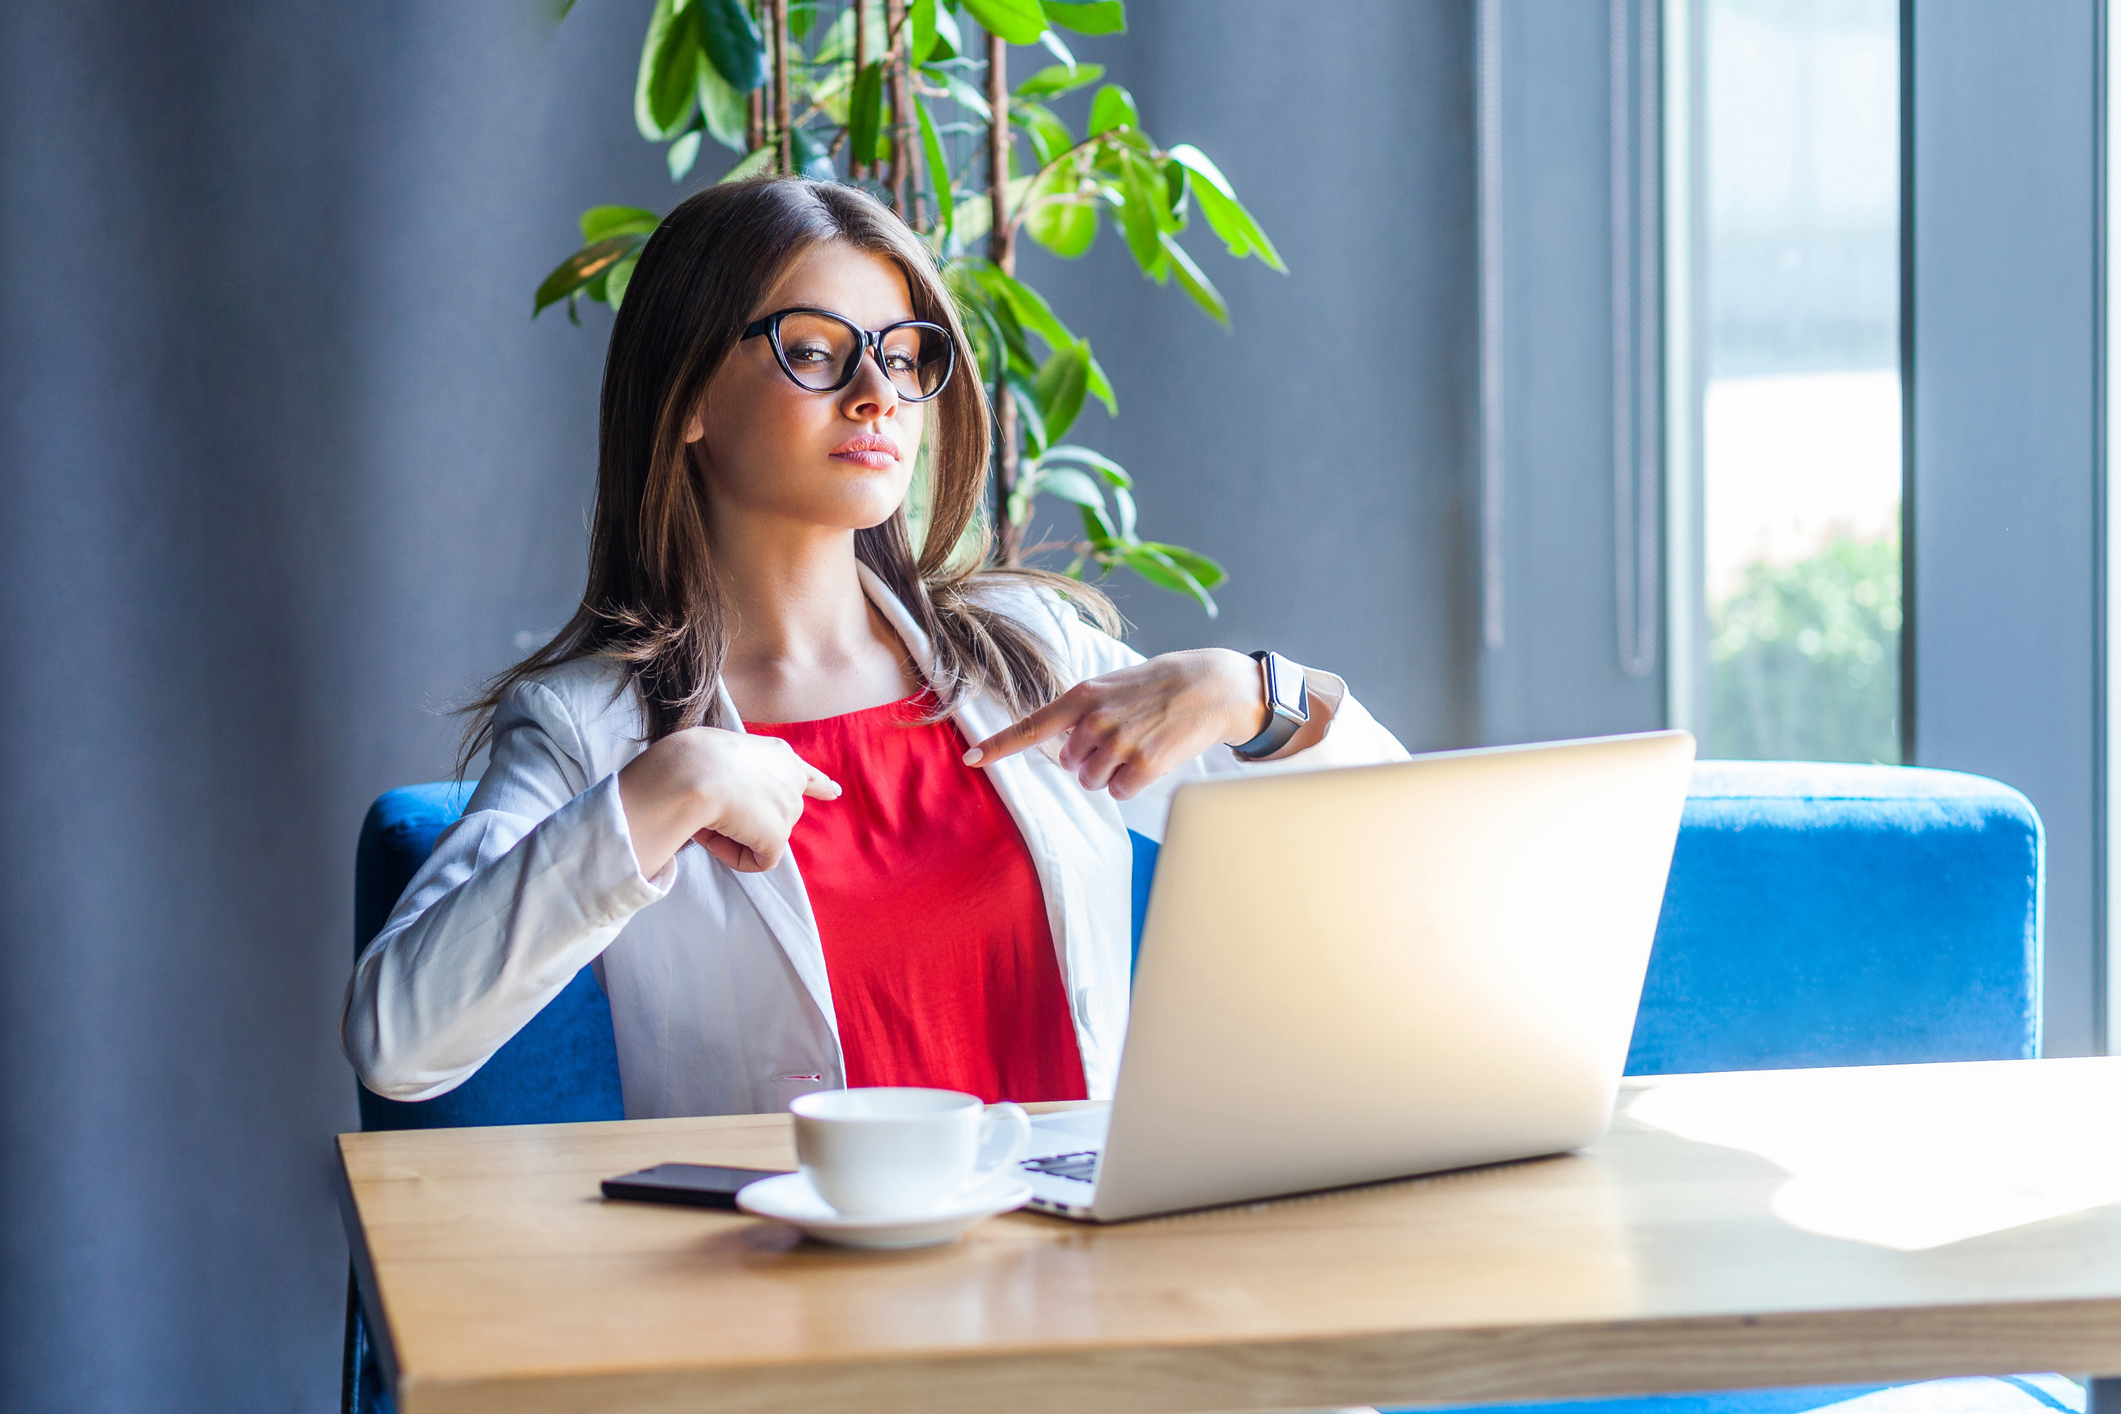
[461,177,1114,770]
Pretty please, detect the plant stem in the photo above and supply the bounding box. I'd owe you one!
[986,41,1012,276]
[899,62,927,232]
[979,34,1022,563]
[746,0,765,152]
[770,0,792,175]
[851,0,869,182]
[987,33,1022,566]
[883,0,906,216]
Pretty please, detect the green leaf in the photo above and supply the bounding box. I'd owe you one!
[1034,340,1091,443]
[1008,375,1049,456]
[1159,232,1228,323]
[1014,62,1105,99]
[961,0,1047,43]
[1012,102,1075,168]
[694,0,768,92]
[636,0,702,142]
[932,3,964,58]
[1141,540,1227,589]
[909,0,940,62]
[1035,465,1107,510]
[1086,83,1139,137]
[1162,158,1188,225]
[985,287,1039,376]
[1124,544,1218,614]
[1083,351,1116,415]
[667,128,704,181]
[718,145,776,183]
[1167,145,1287,273]
[973,265,1076,350]
[579,205,661,243]
[849,62,887,165]
[604,251,641,309]
[1109,483,1137,539]
[790,124,836,181]
[1113,148,1165,275]
[1078,499,1119,544]
[1041,1,1126,35]
[697,57,749,151]
[1037,27,1077,70]
[1023,167,1098,258]
[1041,443,1130,485]
[916,96,955,241]
[1141,155,1182,232]
[949,273,1008,381]
[535,233,650,317]
[938,70,993,122]
[787,0,819,40]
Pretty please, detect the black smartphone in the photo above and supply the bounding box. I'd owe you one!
[600,1162,789,1209]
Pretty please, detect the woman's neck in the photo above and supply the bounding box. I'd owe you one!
[710,514,922,725]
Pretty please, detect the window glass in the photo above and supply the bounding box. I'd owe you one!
[1701,0,1901,762]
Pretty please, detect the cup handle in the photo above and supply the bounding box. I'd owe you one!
[972,1102,1033,1183]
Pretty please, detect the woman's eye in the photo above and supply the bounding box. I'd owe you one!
[787,345,832,365]
[882,351,916,371]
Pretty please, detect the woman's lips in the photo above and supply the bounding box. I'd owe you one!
[830,434,902,470]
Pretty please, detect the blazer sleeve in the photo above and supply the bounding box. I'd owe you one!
[1029,591,1415,841]
[340,679,674,1101]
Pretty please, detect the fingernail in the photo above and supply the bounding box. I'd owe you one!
[962,747,983,766]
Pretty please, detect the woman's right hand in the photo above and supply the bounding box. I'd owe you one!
[617,727,841,877]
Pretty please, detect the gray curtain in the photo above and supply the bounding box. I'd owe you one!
[0,3,1475,1410]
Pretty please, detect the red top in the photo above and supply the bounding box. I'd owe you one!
[745,692,1088,1104]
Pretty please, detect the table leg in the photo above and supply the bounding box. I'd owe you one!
[2088,1377,2121,1414]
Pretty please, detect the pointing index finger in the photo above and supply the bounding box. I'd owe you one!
[963,695,1086,768]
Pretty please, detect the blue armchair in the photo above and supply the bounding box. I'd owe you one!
[342,759,2054,1414]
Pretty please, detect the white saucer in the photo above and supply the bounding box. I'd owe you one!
[736,1171,1033,1250]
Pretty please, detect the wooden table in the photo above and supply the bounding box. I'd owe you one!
[338,1057,2121,1414]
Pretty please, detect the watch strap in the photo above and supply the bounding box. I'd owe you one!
[1232,651,1309,760]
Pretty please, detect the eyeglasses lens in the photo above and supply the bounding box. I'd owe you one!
[877,324,951,398]
[777,313,950,399]
[776,312,863,392]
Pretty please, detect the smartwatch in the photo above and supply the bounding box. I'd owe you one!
[1232,651,1310,760]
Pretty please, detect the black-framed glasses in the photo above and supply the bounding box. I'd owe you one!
[740,307,955,402]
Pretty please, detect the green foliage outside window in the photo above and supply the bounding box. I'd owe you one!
[534,0,1287,615]
[1709,531,1903,764]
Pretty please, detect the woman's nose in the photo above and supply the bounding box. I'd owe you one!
[839,351,900,421]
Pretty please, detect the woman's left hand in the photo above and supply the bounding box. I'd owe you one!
[962,649,1269,801]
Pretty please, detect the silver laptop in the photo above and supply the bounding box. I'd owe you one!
[1020,729,1696,1223]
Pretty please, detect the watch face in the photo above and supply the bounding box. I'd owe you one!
[1265,653,1306,716]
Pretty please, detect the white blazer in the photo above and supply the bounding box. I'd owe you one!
[342,566,1412,1119]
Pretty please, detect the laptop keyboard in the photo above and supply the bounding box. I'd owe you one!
[1021,1150,1100,1184]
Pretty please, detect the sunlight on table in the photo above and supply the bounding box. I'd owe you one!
[1626,1061,2121,1251]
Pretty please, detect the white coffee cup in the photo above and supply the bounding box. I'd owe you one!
[790,1087,1033,1217]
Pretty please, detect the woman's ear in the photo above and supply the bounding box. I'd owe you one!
[682,408,705,443]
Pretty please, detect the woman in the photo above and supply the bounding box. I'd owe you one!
[343,177,1409,1119]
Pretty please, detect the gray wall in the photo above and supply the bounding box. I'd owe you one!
[0,3,1485,1411]
[0,5,664,1410]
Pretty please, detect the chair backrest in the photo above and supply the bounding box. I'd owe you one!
[1623,761,2042,1074]
[352,759,2044,1128]
[354,783,625,1131]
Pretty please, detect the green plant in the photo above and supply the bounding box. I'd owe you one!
[534,0,1284,614]
[1708,530,1903,764]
